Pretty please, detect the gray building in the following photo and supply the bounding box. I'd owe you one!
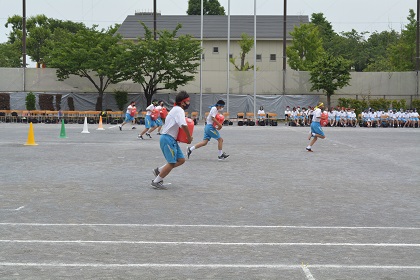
[116,13,309,72]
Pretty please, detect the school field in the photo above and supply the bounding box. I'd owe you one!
[0,122,419,279]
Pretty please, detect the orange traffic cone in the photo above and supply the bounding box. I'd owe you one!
[24,122,38,146]
[96,115,105,130]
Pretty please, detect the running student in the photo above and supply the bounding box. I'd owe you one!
[151,91,193,189]
[187,100,229,160]
[138,100,159,139]
[306,102,326,152]
[119,101,137,130]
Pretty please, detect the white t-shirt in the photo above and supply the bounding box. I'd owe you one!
[126,105,134,114]
[257,109,265,116]
[161,106,187,139]
[145,104,155,116]
[312,108,322,122]
[207,106,218,125]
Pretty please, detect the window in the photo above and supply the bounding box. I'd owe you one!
[256,54,262,61]
[201,53,205,61]
[229,54,233,59]
[213,47,219,53]
[270,54,276,61]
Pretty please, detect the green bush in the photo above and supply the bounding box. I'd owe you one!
[390,99,406,110]
[411,99,420,110]
[114,90,128,111]
[368,98,391,111]
[25,92,36,111]
[337,98,368,117]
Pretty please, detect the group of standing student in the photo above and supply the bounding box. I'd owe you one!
[150,92,229,189]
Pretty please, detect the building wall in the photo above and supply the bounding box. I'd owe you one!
[202,40,287,72]
[0,68,418,107]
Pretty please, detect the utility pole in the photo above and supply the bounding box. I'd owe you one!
[153,0,157,40]
[22,0,26,91]
[282,0,287,95]
[417,0,419,97]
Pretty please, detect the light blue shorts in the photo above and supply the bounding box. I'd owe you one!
[145,115,157,128]
[203,124,220,141]
[310,121,325,137]
[124,113,134,122]
[160,134,185,164]
[155,117,163,126]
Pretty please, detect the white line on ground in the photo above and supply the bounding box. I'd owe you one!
[0,263,419,269]
[0,206,25,211]
[0,240,419,247]
[302,265,316,280]
[0,223,419,230]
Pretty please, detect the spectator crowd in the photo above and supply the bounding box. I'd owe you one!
[285,106,420,128]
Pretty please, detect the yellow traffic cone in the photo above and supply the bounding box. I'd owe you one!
[96,115,105,130]
[24,122,38,146]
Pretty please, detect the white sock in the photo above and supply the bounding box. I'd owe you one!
[154,175,163,183]
[218,150,223,156]
[190,146,196,151]
[306,145,311,149]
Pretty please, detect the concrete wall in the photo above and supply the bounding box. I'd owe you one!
[0,68,418,107]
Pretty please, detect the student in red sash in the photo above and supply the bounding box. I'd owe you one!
[155,100,167,135]
[151,91,193,189]
[119,101,137,130]
[138,100,159,139]
[187,100,229,160]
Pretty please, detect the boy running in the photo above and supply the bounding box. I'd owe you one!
[187,100,229,160]
[119,101,137,130]
[138,100,159,139]
[306,102,326,152]
[151,91,193,189]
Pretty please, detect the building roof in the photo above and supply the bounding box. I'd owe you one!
[117,14,309,40]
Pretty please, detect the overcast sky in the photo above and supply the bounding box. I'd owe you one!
[0,0,413,43]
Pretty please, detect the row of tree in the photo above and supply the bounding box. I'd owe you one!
[0,16,201,110]
[286,10,418,108]
[0,0,417,110]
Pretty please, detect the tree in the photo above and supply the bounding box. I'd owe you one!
[119,23,201,106]
[44,25,126,111]
[310,13,336,53]
[286,23,324,71]
[364,30,399,72]
[5,14,86,67]
[0,42,21,67]
[187,0,225,15]
[230,33,255,71]
[309,53,352,109]
[386,9,417,71]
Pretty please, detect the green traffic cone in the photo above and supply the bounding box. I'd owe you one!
[59,119,67,138]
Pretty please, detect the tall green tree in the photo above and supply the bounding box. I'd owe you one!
[309,53,352,109]
[310,13,336,53]
[5,14,86,67]
[230,33,255,71]
[286,23,324,71]
[387,9,417,71]
[364,30,399,72]
[0,42,21,67]
[187,0,225,15]
[44,25,126,111]
[119,23,201,105]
